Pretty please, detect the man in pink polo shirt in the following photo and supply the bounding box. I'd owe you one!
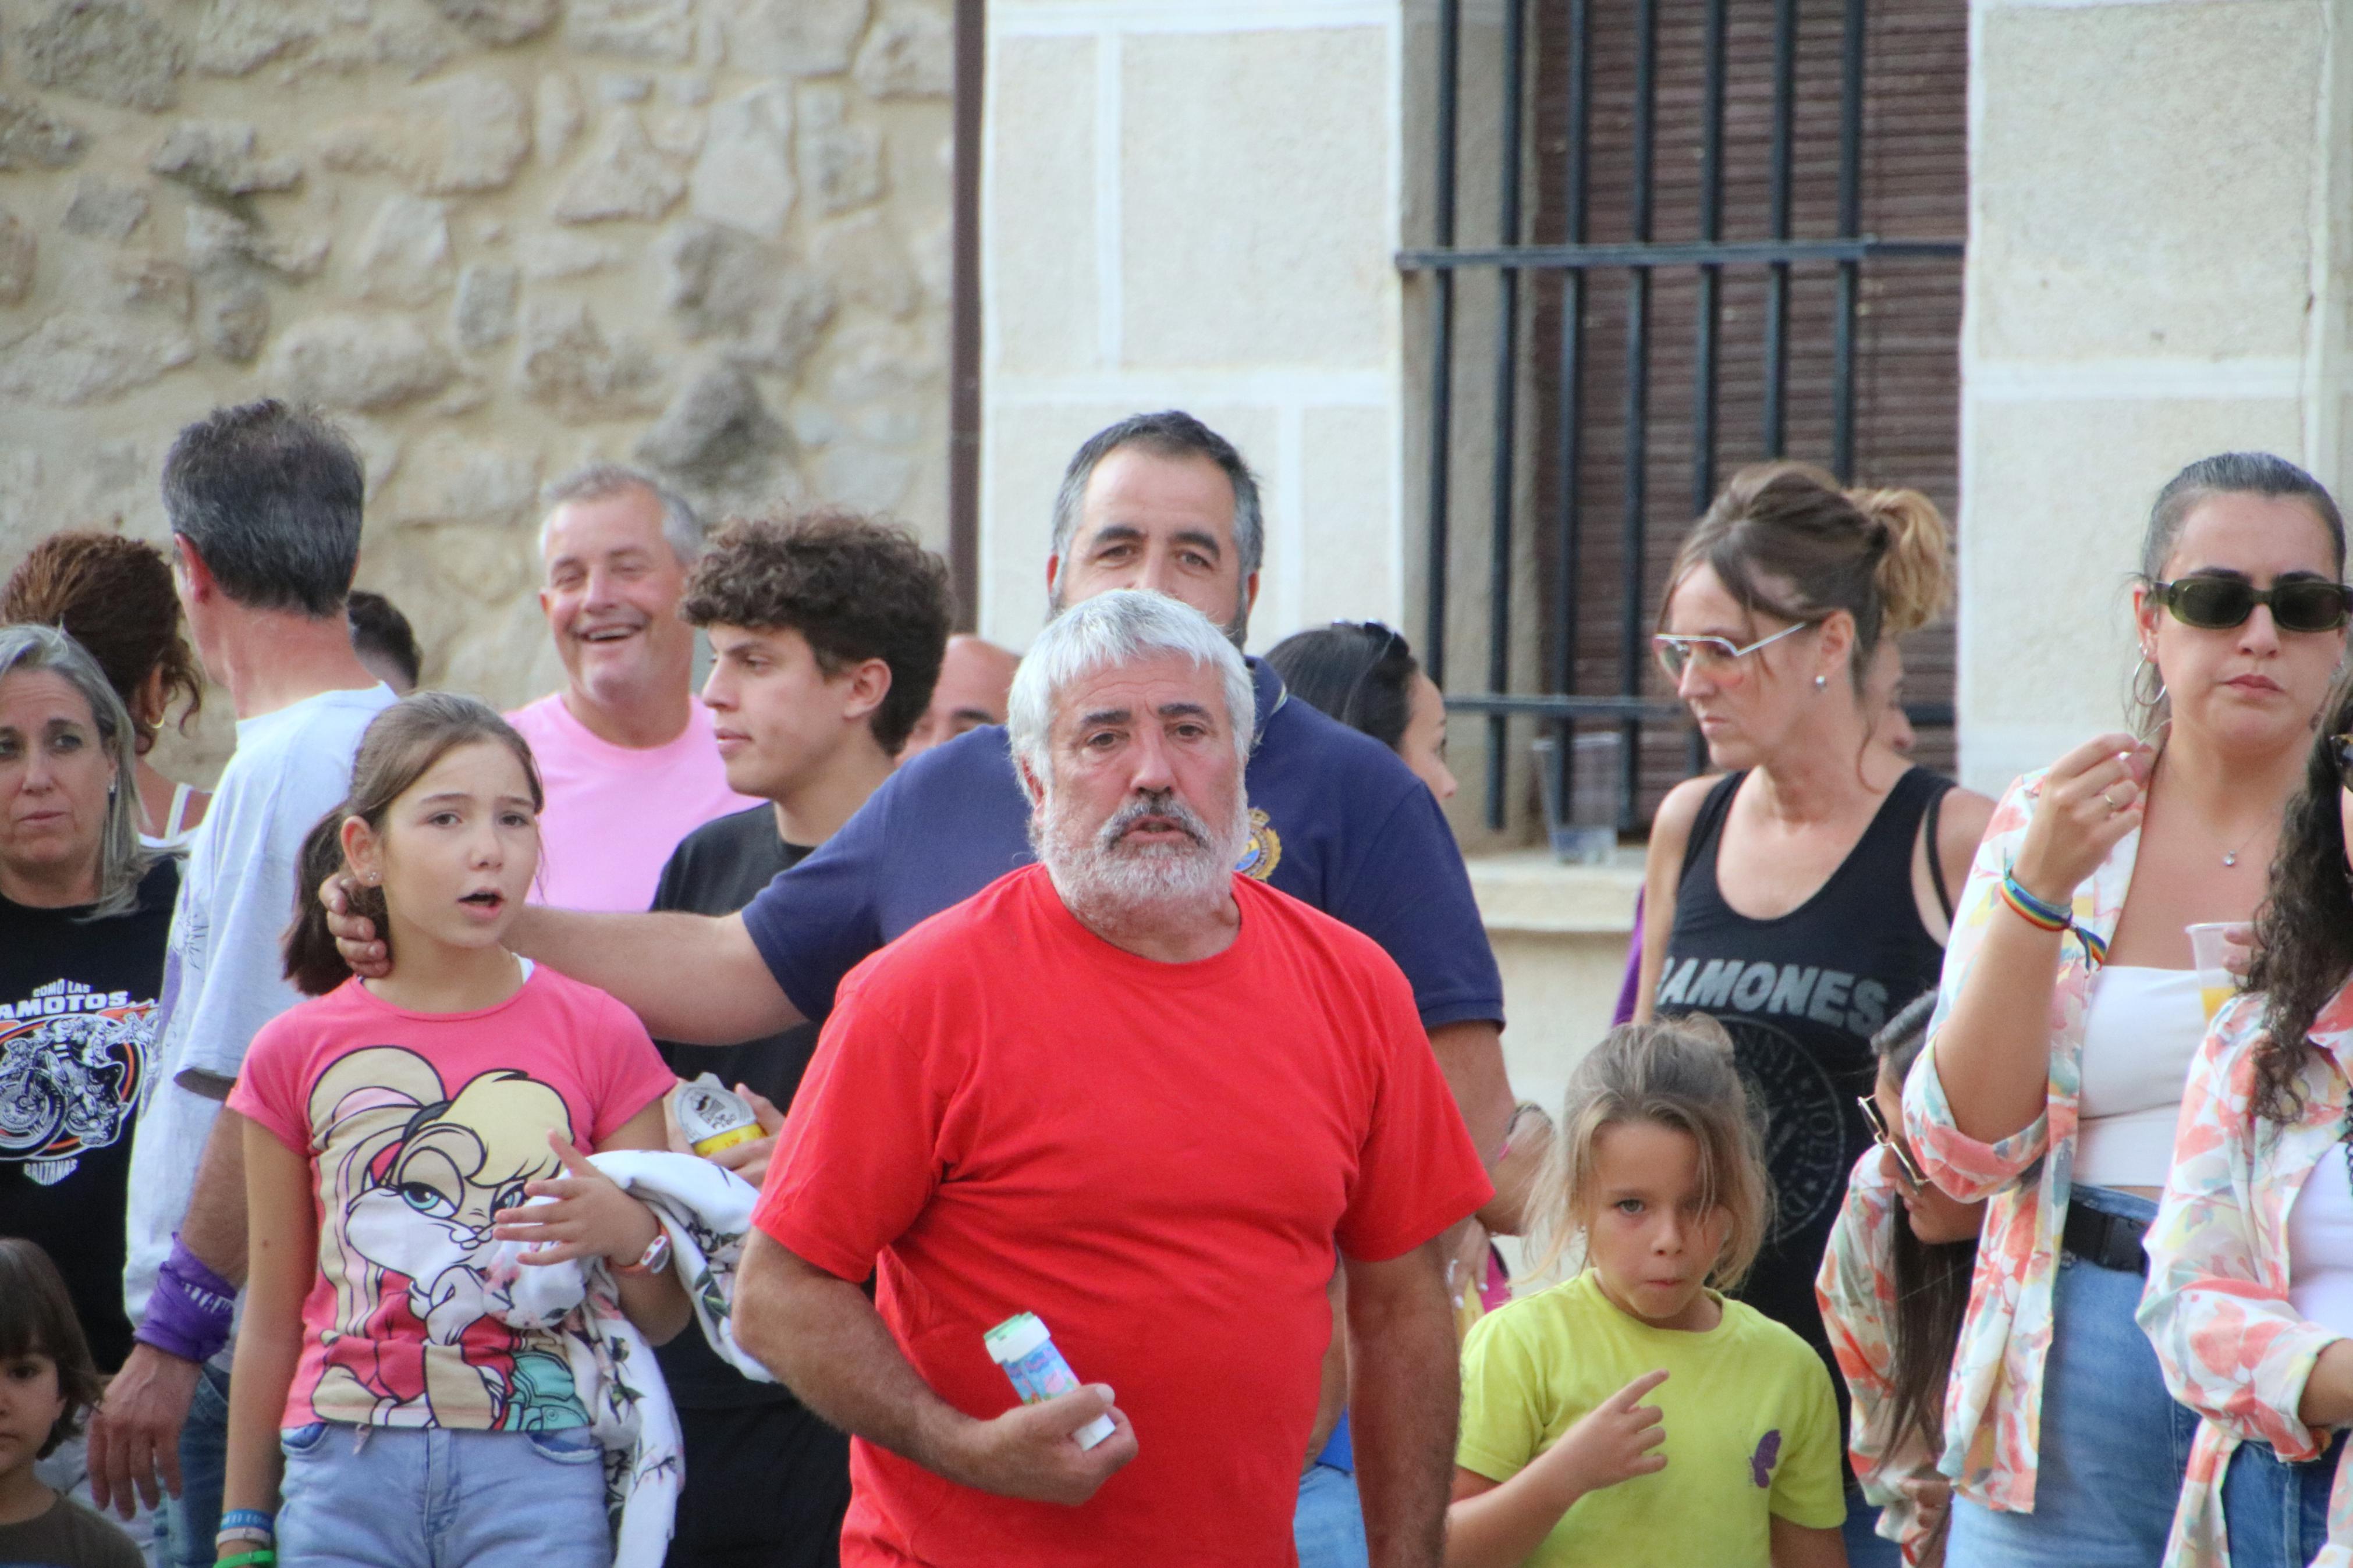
[508,465,758,911]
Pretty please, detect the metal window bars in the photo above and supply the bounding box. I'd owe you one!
[1403,0,1965,834]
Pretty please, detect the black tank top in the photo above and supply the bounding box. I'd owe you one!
[1658,765,1954,1367]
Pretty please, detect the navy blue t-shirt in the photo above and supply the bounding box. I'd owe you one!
[741,658,1504,1030]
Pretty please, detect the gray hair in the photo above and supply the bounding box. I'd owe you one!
[0,624,152,919]
[538,464,703,566]
[161,399,364,619]
[1049,410,1265,584]
[1008,589,1257,795]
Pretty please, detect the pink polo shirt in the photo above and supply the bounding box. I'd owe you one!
[506,692,760,913]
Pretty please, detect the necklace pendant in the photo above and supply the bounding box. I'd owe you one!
[2224,852,2238,867]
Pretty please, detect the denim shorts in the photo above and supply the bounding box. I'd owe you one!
[1944,1185,2202,1568]
[1293,1461,1367,1568]
[2221,1428,2348,1568]
[276,1423,609,1568]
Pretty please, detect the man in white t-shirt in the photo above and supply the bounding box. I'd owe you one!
[507,465,757,912]
[93,401,398,1564]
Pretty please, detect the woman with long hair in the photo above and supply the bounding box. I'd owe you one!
[1905,453,2349,1565]
[2139,667,2353,1567]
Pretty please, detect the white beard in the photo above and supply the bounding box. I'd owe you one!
[1031,781,1251,930]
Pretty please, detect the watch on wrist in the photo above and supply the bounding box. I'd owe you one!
[613,1229,672,1278]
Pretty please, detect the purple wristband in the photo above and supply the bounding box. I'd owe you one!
[133,1235,236,1364]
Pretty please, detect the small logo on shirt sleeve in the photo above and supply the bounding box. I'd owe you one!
[1749,1430,1781,1488]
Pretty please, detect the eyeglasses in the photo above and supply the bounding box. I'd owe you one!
[2150,576,2353,634]
[1653,620,1818,682]
[1856,1093,1928,1190]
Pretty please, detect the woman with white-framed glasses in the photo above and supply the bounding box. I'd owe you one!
[1903,453,2350,1567]
[1635,460,1994,1566]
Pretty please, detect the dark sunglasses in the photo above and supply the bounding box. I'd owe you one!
[1857,1093,1928,1189]
[2150,575,2353,634]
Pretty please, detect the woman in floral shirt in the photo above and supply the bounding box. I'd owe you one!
[2141,674,2353,1567]
[1819,993,1985,1566]
[1904,453,2348,1566]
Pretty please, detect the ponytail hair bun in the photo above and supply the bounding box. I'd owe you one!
[1850,486,1953,639]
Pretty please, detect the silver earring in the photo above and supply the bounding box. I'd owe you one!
[2132,650,2168,711]
[1813,674,1827,692]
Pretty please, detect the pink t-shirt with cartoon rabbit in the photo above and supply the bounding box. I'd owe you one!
[228,965,675,1431]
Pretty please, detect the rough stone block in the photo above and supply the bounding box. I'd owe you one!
[453,263,520,350]
[721,0,868,77]
[518,232,621,278]
[1120,27,1390,369]
[798,85,883,216]
[426,0,556,47]
[854,1,950,99]
[553,111,684,223]
[379,431,541,528]
[0,314,195,406]
[646,106,704,159]
[690,84,793,239]
[198,275,269,362]
[0,214,34,305]
[635,357,789,496]
[516,297,664,417]
[354,195,453,306]
[565,0,694,63]
[109,255,191,320]
[811,211,916,319]
[0,93,88,170]
[61,177,148,240]
[18,0,184,112]
[320,72,531,195]
[267,313,454,411]
[987,35,1094,376]
[150,120,302,198]
[190,0,335,77]
[183,205,329,280]
[536,72,584,165]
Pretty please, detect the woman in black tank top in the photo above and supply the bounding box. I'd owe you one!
[1637,465,1994,1562]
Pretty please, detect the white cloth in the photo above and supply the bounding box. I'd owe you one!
[482,1149,766,1568]
[2075,965,2206,1187]
[139,780,200,855]
[2290,1142,2353,1339]
[121,684,396,1322]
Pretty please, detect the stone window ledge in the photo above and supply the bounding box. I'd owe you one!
[1465,848,1644,936]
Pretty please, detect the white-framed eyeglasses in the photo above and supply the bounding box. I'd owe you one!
[1652,620,1818,681]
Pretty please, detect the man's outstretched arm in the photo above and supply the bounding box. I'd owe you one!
[326,882,800,1044]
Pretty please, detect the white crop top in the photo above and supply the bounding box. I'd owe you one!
[2291,1143,2353,1337]
[2074,965,2207,1187]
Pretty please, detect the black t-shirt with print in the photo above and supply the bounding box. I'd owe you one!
[647,805,817,1409]
[0,858,178,1371]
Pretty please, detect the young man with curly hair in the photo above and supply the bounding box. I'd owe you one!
[651,509,952,1568]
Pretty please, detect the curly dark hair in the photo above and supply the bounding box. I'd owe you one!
[2,530,204,753]
[679,510,953,755]
[2245,665,2353,1123]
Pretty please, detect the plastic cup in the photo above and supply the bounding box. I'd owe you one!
[2186,922,2241,1020]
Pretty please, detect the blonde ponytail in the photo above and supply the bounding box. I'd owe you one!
[1851,486,1953,639]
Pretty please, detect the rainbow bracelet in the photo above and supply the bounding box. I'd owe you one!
[1999,867,2107,967]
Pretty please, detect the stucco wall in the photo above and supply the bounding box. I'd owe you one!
[1958,0,2353,792]
[978,0,1407,655]
[0,0,955,779]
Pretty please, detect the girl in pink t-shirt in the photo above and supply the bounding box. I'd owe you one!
[218,694,684,1568]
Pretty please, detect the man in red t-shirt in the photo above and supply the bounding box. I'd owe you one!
[736,590,1490,1568]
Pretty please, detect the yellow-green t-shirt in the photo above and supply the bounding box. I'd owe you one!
[1456,1270,1845,1568]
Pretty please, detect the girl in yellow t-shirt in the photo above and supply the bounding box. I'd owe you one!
[1447,1015,1848,1568]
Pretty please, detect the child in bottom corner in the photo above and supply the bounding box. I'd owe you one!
[0,1239,143,1568]
[1445,1014,1849,1568]
[216,694,690,1568]
[1816,993,1986,1568]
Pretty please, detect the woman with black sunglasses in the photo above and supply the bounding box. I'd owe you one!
[1902,453,2350,1567]
[2140,671,2353,1568]
[1639,461,1994,1568]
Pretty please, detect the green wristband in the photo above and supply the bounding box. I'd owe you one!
[217,1552,276,1567]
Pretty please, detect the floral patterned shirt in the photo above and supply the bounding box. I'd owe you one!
[2138,983,2353,1568]
[1816,1149,1951,1565]
[1902,766,2143,1512]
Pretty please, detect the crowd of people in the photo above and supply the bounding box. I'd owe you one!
[2,394,2352,1568]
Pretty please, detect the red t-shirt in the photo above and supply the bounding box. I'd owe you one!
[228,965,676,1432]
[754,866,1492,1567]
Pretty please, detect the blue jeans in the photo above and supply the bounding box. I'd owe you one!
[1842,1482,1905,1567]
[2221,1428,2347,1568]
[1294,1462,1367,1568]
[1946,1185,2201,1568]
[155,1360,230,1568]
[275,1423,609,1568]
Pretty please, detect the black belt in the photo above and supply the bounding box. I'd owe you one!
[2063,1202,2150,1275]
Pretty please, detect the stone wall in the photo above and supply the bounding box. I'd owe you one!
[0,0,954,780]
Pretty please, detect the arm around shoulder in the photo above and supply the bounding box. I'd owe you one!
[508,904,801,1046]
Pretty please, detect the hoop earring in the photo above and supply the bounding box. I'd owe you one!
[2132,650,2168,710]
